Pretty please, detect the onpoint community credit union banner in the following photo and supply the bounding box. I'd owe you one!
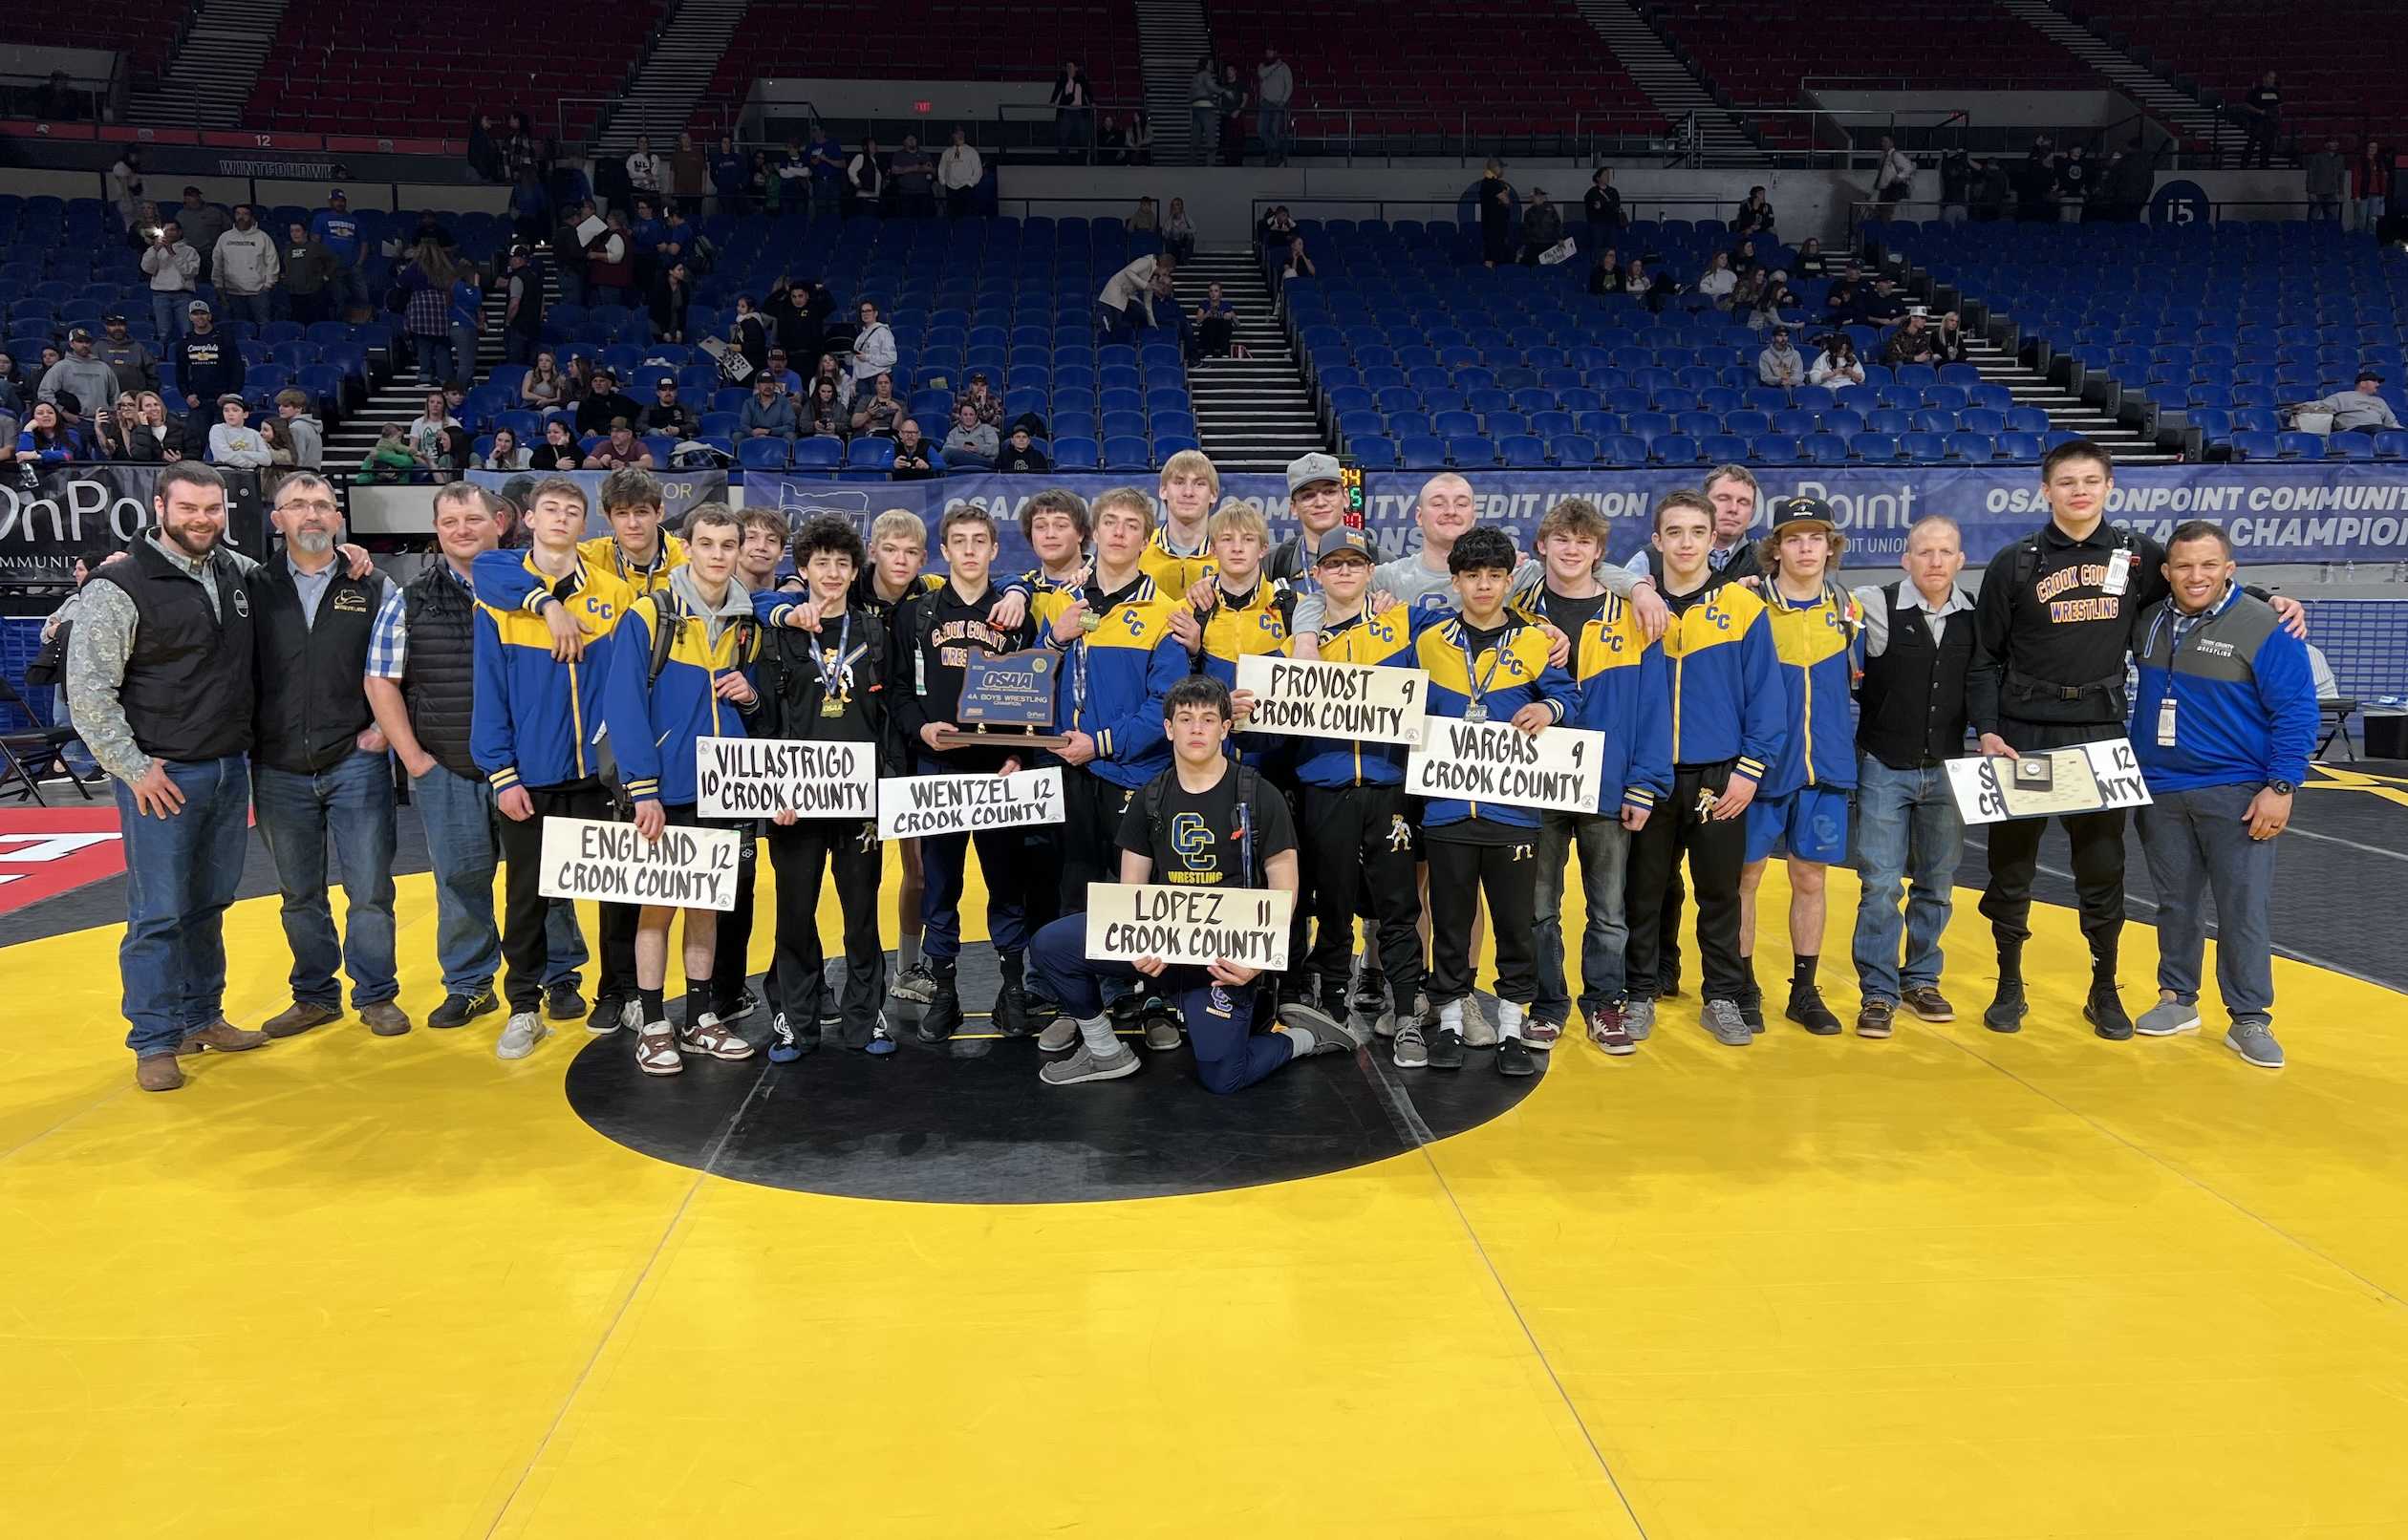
[0,465,270,586]
[741,464,2408,576]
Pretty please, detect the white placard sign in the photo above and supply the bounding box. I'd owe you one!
[1406,719,1605,814]
[1945,739,2154,825]
[1084,882,1295,970]
[537,816,742,910]
[1234,652,1430,746]
[695,736,874,820]
[876,766,1065,839]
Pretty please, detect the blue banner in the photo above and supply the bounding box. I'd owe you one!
[740,463,2408,577]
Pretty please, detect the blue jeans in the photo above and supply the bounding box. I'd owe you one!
[332,265,370,317]
[448,323,478,386]
[222,291,272,330]
[2138,781,2276,1022]
[49,686,97,775]
[1849,754,1963,1004]
[251,749,398,1009]
[115,755,251,1057]
[413,763,586,998]
[1533,808,1632,1023]
[417,332,452,386]
[150,291,188,343]
[1258,103,1290,160]
[1030,914,1292,1094]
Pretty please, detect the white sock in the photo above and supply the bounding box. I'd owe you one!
[1285,1023,1317,1057]
[898,936,922,975]
[1077,1014,1118,1056]
[1439,998,1464,1032]
[1497,1000,1525,1040]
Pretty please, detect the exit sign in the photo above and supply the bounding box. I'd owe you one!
[914,100,932,114]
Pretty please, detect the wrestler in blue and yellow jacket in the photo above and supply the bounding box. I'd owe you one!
[1556,592,1675,818]
[1660,581,1786,784]
[1414,610,1574,831]
[477,531,689,615]
[1039,572,1191,790]
[1758,585,1863,797]
[470,548,640,792]
[1294,602,1417,789]
[602,578,762,808]
[1140,525,1215,598]
[1193,576,1297,767]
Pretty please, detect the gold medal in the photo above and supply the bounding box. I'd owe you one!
[821,695,847,717]
[1080,611,1103,633]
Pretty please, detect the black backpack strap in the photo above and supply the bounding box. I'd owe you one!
[643,595,679,689]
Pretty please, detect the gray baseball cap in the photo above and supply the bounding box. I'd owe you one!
[1287,451,1343,493]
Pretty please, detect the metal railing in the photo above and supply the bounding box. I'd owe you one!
[1842,194,2321,243]
[989,101,1678,167]
[1249,194,1765,229]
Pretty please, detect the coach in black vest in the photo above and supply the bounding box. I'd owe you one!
[365,483,590,1033]
[1846,516,1976,1038]
[64,463,275,1091]
[247,472,413,1039]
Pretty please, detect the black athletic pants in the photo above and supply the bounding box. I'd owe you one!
[1975,717,2127,969]
[1623,760,1748,1003]
[1301,781,1425,1011]
[1424,827,1538,1007]
[766,819,885,1046]
[495,778,636,1012]
[1058,769,1138,911]
[711,823,761,1009]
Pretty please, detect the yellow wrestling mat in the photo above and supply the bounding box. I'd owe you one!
[5,847,2407,1539]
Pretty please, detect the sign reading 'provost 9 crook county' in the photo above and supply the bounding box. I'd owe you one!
[1234,654,1430,746]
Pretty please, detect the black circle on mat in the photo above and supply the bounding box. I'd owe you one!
[565,964,1544,1204]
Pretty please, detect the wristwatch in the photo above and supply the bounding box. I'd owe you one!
[2267,780,2295,796]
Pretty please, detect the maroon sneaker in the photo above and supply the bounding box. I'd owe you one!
[1586,1003,1637,1057]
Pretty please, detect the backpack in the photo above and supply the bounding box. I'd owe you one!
[642,592,757,689]
[1139,762,1268,887]
[2010,524,2133,591]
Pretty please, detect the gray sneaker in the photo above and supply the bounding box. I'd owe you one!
[890,962,938,1005]
[1037,1014,1080,1052]
[1286,1003,1362,1055]
[1702,998,1752,1046]
[1623,996,1656,1042]
[496,1011,548,1060]
[2136,998,2203,1037]
[1039,1040,1140,1084]
[1460,995,1497,1048]
[1390,1019,1430,1068]
[2225,1018,2285,1068]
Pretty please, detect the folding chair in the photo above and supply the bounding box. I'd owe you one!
[0,671,99,804]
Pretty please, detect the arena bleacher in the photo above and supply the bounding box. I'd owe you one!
[2059,0,2408,150]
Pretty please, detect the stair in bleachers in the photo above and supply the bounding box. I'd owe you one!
[1177,246,1327,473]
[595,0,754,153]
[1995,0,2256,162]
[124,0,289,129]
[320,273,553,471]
[1962,333,2176,465]
[1573,0,1761,164]
[1135,0,1213,165]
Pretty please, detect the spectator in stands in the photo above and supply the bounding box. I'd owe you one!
[944,401,998,462]
[1858,276,1907,326]
[1939,149,1970,224]
[1189,57,1219,166]
[1129,195,1159,235]
[891,136,935,217]
[1751,275,1802,332]
[173,304,243,413]
[398,241,459,386]
[1585,166,1623,237]
[1478,160,1517,267]
[1934,310,1971,364]
[127,393,191,462]
[1215,64,1250,165]
[773,275,832,363]
[407,391,458,462]
[627,196,667,279]
[851,374,903,439]
[1971,158,2012,223]
[89,392,140,460]
[18,401,75,461]
[1164,197,1196,262]
[729,296,771,374]
[712,135,748,216]
[2293,370,2402,435]
[1810,332,1865,389]
[1695,250,1737,310]
[810,352,852,407]
[208,396,273,468]
[848,139,887,218]
[277,390,323,470]
[1881,314,1937,368]
[575,370,642,437]
[806,127,846,217]
[1733,185,1775,238]
[1099,251,1175,341]
[588,419,654,470]
[1279,236,1317,288]
[1729,238,1761,278]
[1193,282,1247,359]
[1518,187,1564,266]
[892,419,937,479]
[530,417,584,470]
[41,327,121,420]
[507,166,550,246]
[520,353,565,410]
[447,261,484,389]
[1587,246,1623,296]
[627,137,663,200]
[644,380,697,439]
[483,426,530,471]
[0,352,21,419]
[210,205,278,331]
[996,422,1049,473]
[500,246,543,366]
[650,258,694,343]
[957,371,1002,428]
[2242,72,2280,170]
[1053,60,1094,160]
[1258,205,1297,252]
[549,202,591,310]
[760,348,804,396]
[1873,136,1915,220]
[357,423,424,482]
[801,378,849,441]
[263,417,301,468]
[1757,328,1805,390]
[2054,143,2091,222]
[670,133,708,217]
[586,211,635,308]
[1258,46,1295,166]
[939,129,983,218]
[2307,139,2346,221]
[1730,267,1767,317]
[176,188,229,269]
[312,189,369,320]
[1627,258,1666,314]
[2102,145,2156,223]
[469,115,504,182]
[850,300,896,390]
[1125,112,1152,164]
[741,374,801,439]
[141,221,201,343]
[2353,141,2389,233]
[109,149,143,233]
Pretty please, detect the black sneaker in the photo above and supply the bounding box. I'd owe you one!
[587,993,629,1036]
[2085,984,2134,1041]
[1348,971,1387,1020]
[1657,969,1684,999]
[427,988,499,1030]
[918,985,963,1043]
[992,980,1035,1037]
[1139,995,1183,1052]
[543,982,586,1020]
[1984,978,2028,1034]
[1427,1025,1466,1070]
[718,986,761,1023]
[1785,988,1843,1037]
[1737,985,1766,1036]
[1495,1037,1537,1077]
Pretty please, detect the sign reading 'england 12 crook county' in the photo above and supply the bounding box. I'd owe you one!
[875,766,1066,840]
[1406,719,1606,814]
[695,737,875,820]
[1944,738,2155,826]
[539,816,742,911]
[1233,653,1430,746]
[1083,882,1296,971]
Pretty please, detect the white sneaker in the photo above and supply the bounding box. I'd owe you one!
[496,1011,548,1060]
[1460,995,1497,1048]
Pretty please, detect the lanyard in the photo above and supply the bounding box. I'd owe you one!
[813,610,853,699]
[1457,623,1507,720]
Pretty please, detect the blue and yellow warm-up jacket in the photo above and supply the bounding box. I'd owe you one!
[1414,611,1573,831]
[1294,603,1418,789]
[1554,593,1675,817]
[1194,578,1298,767]
[1037,573,1192,790]
[1139,526,1215,598]
[1759,586,1864,796]
[471,549,640,792]
[601,588,762,807]
[1661,583,1787,783]
[476,533,688,616]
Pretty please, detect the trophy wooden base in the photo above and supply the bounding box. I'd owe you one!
[932,727,1073,752]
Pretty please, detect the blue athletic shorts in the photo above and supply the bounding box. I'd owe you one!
[1745,785,1850,866]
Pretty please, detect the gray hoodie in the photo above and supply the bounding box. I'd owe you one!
[38,353,120,416]
[668,564,754,651]
[283,412,324,469]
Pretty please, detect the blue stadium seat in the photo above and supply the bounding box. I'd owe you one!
[1433,410,1480,438]
[1399,434,1449,469]
[1751,434,1801,462]
[1352,438,1399,469]
[1947,432,1995,462]
[1853,432,1903,462]
[1597,434,1649,467]
[1867,409,1913,437]
[1053,437,1102,470]
[1103,435,1153,470]
[1996,433,2044,463]
[1498,435,1548,467]
[1675,411,1720,440]
[738,438,791,469]
[1798,433,1850,464]
[2372,430,2408,461]
[1696,434,1750,462]
[2230,431,2280,461]
[1449,436,1498,466]
[1900,432,1949,463]
[1553,435,1600,465]
[1650,433,1702,465]
[2277,431,2330,460]
[792,438,843,468]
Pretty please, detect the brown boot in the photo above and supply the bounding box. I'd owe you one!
[135,1054,187,1092]
[357,1001,412,1037]
[260,1001,341,1038]
[178,1019,270,1055]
